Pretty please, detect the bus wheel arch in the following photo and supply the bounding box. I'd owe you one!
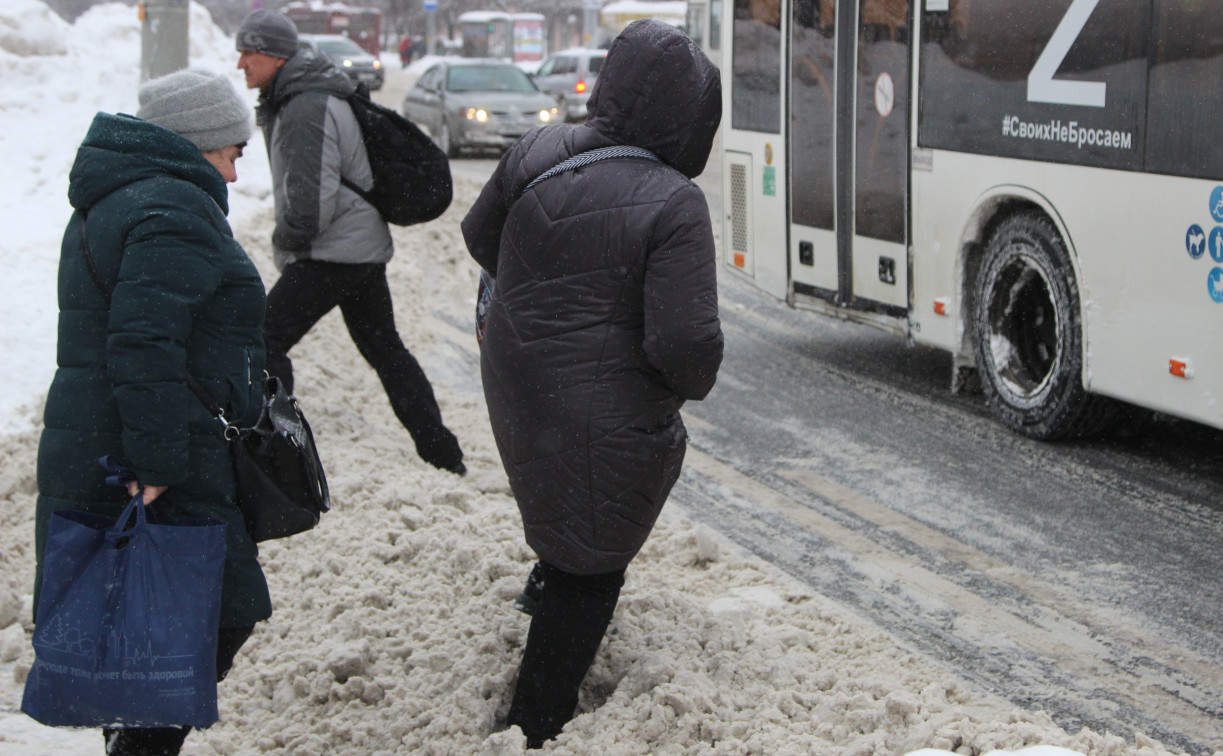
[968,207,1114,440]
[955,196,1027,370]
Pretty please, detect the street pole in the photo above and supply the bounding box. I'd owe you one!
[582,0,600,47]
[424,0,438,55]
[140,0,189,82]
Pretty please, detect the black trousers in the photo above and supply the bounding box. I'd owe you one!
[507,563,626,747]
[263,260,463,471]
[102,626,253,756]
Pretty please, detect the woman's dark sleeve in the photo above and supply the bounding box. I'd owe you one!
[461,138,525,274]
[643,183,724,400]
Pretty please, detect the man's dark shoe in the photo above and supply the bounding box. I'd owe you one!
[418,429,464,474]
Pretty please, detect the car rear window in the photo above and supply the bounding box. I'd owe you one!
[588,56,604,76]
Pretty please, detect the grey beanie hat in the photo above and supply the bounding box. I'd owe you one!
[137,69,253,152]
[235,9,299,59]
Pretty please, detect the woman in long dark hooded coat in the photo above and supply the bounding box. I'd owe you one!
[33,69,270,756]
[461,19,724,747]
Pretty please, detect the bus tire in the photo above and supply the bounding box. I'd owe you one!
[972,212,1114,440]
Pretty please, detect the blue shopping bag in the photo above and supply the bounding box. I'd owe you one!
[22,487,227,729]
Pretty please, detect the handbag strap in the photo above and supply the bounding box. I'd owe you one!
[77,213,232,429]
[522,145,661,196]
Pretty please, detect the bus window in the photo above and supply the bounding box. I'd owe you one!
[855,0,909,243]
[1145,0,1223,179]
[790,0,835,230]
[918,0,1147,172]
[732,0,782,133]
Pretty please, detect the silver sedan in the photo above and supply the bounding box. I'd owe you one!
[402,59,561,158]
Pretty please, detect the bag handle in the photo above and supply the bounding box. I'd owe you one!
[77,213,234,430]
[98,457,162,527]
[338,91,380,210]
[522,145,661,195]
[105,491,148,544]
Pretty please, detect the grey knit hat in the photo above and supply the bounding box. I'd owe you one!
[235,9,299,59]
[137,69,252,152]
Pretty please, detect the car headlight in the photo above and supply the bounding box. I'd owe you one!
[461,108,489,122]
[373,60,381,70]
[343,59,353,67]
[539,107,559,122]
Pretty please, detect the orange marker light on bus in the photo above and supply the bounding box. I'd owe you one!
[734,253,745,268]
[1169,358,1193,379]
[933,297,948,315]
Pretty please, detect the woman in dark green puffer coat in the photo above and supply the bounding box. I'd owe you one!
[33,70,270,755]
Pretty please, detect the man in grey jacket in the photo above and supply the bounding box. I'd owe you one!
[236,9,464,474]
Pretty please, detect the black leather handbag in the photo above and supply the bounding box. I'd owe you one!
[199,375,330,542]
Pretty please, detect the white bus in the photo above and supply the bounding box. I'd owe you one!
[458,11,545,64]
[721,0,1223,439]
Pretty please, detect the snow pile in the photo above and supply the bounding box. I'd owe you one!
[0,0,254,434]
[0,3,1201,755]
[0,0,68,57]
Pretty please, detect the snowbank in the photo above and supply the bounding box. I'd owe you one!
[0,3,1201,755]
[0,0,253,434]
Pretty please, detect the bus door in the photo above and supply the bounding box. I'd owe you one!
[789,0,910,315]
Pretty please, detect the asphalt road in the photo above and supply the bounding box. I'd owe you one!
[377,68,1223,756]
[669,271,1223,755]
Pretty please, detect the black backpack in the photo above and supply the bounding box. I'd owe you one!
[341,92,453,226]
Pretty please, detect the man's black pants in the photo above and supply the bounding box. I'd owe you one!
[507,563,626,747]
[262,260,462,471]
[102,626,252,756]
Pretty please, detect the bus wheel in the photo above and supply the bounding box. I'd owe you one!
[972,212,1113,440]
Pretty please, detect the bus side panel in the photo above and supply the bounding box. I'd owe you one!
[912,150,1223,430]
[908,150,975,356]
[1056,169,1223,428]
[723,0,789,300]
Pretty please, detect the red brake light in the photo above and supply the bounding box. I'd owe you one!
[575,79,586,94]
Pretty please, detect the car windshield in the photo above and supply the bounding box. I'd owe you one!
[317,39,365,56]
[447,65,536,93]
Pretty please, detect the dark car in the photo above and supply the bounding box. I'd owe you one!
[531,48,607,122]
[402,59,560,157]
[297,33,384,91]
